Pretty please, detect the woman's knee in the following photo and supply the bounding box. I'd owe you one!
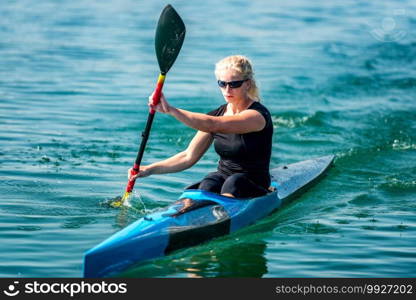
[224,173,247,185]
[221,173,268,198]
[198,178,218,192]
[198,172,224,194]
[221,173,247,195]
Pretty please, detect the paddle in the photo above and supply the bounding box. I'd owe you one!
[111,5,186,207]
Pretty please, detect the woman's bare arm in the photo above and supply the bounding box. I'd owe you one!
[169,107,265,134]
[150,93,266,134]
[131,130,213,179]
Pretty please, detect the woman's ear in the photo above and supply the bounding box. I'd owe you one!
[245,79,252,91]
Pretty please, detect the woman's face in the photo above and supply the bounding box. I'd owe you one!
[216,69,250,103]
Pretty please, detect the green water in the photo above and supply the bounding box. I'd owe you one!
[1,0,415,277]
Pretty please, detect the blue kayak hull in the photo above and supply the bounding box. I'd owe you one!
[83,155,334,277]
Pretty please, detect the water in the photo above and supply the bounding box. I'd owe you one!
[1,0,415,277]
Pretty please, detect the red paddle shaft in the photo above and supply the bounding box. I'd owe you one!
[126,73,166,193]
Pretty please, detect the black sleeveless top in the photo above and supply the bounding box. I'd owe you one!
[207,101,273,180]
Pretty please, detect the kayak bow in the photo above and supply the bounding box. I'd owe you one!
[84,155,334,277]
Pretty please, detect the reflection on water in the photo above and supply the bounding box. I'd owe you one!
[120,239,268,278]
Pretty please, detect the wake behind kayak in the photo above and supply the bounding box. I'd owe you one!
[83,155,334,277]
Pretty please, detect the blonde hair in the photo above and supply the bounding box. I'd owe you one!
[215,55,260,102]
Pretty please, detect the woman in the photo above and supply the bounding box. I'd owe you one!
[129,55,273,199]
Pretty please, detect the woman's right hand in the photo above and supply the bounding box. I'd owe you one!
[127,165,153,181]
[149,92,172,114]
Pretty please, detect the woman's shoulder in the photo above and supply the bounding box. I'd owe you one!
[248,101,271,117]
[247,101,273,131]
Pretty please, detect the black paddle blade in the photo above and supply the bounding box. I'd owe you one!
[155,5,186,74]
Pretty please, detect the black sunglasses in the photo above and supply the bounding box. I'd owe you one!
[217,79,248,89]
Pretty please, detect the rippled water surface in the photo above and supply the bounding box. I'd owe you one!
[1,0,415,277]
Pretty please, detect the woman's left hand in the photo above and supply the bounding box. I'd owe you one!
[148,92,172,114]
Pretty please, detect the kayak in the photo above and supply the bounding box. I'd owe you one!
[83,155,334,277]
